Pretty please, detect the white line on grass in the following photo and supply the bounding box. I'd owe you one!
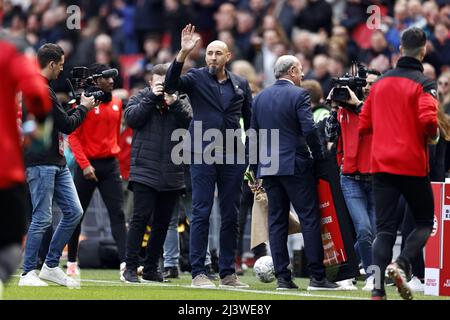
[12,275,369,300]
[80,278,369,300]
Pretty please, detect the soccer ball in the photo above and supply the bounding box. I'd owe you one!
[253,256,275,283]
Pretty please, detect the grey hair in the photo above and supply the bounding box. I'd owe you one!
[274,55,298,79]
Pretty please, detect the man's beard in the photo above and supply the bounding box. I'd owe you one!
[208,66,218,75]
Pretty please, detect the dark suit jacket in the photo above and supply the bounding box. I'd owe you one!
[251,79,323,178]
[165,60,252,153]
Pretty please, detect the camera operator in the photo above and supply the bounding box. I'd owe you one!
[121,64,192,283]
[325,69,381,291]
[20,43,96,287]
[67,63,128,278]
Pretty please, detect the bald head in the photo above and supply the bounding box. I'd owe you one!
[205,40,231,77]
[206,40,229,53]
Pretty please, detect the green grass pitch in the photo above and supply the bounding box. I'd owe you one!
[3,268,450,300]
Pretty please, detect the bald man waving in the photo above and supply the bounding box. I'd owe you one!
[165,24,252,288]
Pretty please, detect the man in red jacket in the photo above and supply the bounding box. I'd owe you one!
[359,27,439,300]
[67,63,127,278]
[0,36,51,294]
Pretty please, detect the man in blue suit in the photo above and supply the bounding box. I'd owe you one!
[251,55,340,291]
[165,24,252,288]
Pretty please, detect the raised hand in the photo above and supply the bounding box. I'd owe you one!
[179,24,200,57]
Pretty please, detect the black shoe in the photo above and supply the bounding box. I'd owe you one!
[121,269,140,283]
[142,270,168,283]
[276,278,298,291]
[371,289,387,300]
[163,267,179,279]
[307,277,340,291]
[206,264,218,281]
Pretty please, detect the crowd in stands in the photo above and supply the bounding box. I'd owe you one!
[1,0,449,99]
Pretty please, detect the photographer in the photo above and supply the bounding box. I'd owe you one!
[325,68,381,291]
[121,64,192,283]
[20,44,96,287]
[67,63,128,278]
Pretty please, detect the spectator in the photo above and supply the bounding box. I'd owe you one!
[218,30,244,63]
[295,0,333,36]
[214,2,237,34]
[254,29,282,88]
[431,22,450,72]
[359,30,393,65]
[309,54,333,96]
[408,0,427,29]
[331,25,360,64]
[235,9,256,61]
[424,62,437,80]
[438,71,450,112]
[134,0,165,51]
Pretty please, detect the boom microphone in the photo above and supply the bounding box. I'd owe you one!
[101,68,119,78]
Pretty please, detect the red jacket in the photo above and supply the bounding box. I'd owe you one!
[338,108,372,175]
[69,97,122,170]
[117,127,133,180]
[359,57,438,177]
[0,40,51,189]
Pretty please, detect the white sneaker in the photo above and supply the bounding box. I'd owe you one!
[336,279,357,290]
[362,275,375,291]
[66,261,80,277]
[39,263,80,287]
[137,265,144,277]
[18,270,48,286]
[119,262,126,280]
[408,276,424,292]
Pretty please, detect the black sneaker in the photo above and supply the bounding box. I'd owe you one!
[206,264,218,281]
[142,271,168,283]
[307,277,340,291]
[163,267,179,279]
[121,269,140,283]
[371,289,387,300]
[276,278,298,291]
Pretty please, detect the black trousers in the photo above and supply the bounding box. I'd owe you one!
[399,197,425,279]
[0,183,28,250]
[68,158,127,263]
[0,183,28,282]
[263,158,325,281]
[125,182,179,273]
[372,173,434,290]
[237,181,267,259]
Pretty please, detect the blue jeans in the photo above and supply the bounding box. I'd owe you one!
[163,192,212,267]
[340,175,376,272]
[163,198,180,267]
[23,165,83,273]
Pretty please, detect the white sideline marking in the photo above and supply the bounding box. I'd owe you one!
[81,278,368,300]
[13,275,369,300]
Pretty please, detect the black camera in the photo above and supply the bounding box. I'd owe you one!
[330,62,367,102]
[67,67,119,104]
